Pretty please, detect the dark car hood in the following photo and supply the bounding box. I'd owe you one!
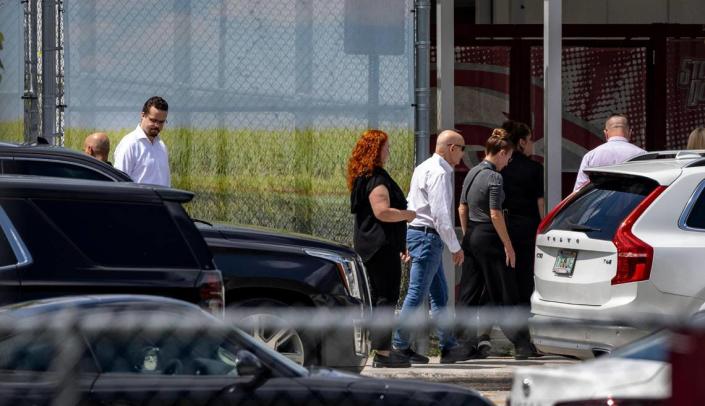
[197,222,356,255]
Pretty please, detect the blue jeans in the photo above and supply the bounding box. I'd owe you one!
[393,229,457,351]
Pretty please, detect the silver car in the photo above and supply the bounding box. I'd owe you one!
[530,151,705,359]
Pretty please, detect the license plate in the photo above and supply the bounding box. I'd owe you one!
[553,249,577,276]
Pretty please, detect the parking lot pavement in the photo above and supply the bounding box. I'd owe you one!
[361,355,576,406]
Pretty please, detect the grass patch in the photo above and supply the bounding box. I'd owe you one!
[55,125,412,244]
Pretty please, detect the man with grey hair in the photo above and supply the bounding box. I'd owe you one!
[392,129,474,365]
[573,114,645,191]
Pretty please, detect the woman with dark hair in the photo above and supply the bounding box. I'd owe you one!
[501,120,544,305]
[348,129,416,368]
[459,128,534,359]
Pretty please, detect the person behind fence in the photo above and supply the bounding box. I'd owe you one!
[687,127,705,149]
[114,96,171,187]
[393,129,475,365]
[83,132,111,165]
[500,120,544,358]
[462,128,535,360]
[348,129,417,369]
[573,114,645,191]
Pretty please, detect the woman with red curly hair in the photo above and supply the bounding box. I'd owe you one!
[348,129,416,368]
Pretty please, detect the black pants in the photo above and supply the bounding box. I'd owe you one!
[507,215,540,305]
[465,221,531,350]
[364,245,402,351]
[456,230,491,347]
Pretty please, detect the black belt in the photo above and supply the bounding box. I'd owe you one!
[408,225,439,235]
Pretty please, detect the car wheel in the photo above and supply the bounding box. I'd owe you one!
[231,299,317,366]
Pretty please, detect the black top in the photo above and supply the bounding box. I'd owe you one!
[501,152,544,221]
[460,160,504,223]
[350,167,407,261]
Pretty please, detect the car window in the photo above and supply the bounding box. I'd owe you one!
[33,199,198,268]
[86,329,244,376]
[4,159,113,181]
[685,185,705,229]
[0,223,17,267]
[0,332,57,371]
[545,175,657,240]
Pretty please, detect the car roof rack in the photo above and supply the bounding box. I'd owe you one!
[628,150,705,162]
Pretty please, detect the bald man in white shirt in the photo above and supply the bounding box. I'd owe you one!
[391,130,474,365]
[573,114,645,191]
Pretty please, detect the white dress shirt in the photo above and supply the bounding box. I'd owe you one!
[573,136,645,191]
[407,153,461,253]
[114,125,171,187]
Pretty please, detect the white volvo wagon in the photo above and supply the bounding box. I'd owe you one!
[530,151,705,359]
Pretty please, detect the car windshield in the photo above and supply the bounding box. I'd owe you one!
[610,330,669,362]
[545,175,658,240]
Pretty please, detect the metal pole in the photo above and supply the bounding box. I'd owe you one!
[56,0,65,145]
[543,0,562,212]
[436,0,456,310]
[174,0,192,129]
[22,0,40,142]
[41,0,57,144]
[436,0,454,132]
[414,0,431,166]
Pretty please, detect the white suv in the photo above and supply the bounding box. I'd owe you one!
[530,151,705,359]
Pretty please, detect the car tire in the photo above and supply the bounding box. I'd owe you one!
[229,298,318,367]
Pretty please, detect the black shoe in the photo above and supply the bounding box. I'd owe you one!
[372,351,411,368]
[514,345,534,360]
[474,340,491,359]
[399,347,429,364]
[440,345,475,364]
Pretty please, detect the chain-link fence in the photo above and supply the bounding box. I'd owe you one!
[52,0,414,245]
[0,299,702,405]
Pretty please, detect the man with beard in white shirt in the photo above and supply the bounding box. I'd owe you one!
[114,96,171,187]
[392,129,475,365]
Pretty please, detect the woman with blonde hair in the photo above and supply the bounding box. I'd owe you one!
[348,129,416,368]
[687,127,705,149]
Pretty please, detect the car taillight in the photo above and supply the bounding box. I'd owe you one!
[197,270,225,318]
[611,186,666,285]
[555,398,668,406]
[537,190,581,235]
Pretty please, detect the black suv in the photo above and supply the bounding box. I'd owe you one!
[0,143,371,371]
[0,176,224,314]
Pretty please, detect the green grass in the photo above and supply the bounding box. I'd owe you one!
[4,123,414,245]
[0,121,24,143]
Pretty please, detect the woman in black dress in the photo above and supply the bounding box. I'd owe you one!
[348,129,416,368]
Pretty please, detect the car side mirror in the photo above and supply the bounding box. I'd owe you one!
[235,350,264,376]
[235,350,271,391]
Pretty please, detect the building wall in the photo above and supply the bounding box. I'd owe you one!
[492,0,705,24]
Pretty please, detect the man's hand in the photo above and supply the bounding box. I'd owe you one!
[452,249,464,266]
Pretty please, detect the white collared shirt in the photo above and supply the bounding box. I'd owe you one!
[573,136,645,191]
[407,153,461,253]
[114,125,171,187]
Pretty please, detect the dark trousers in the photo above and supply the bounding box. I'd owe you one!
[507,215,540,305]
[456,231,491,346]
[364,245,402,351]
[466,222,532,350]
